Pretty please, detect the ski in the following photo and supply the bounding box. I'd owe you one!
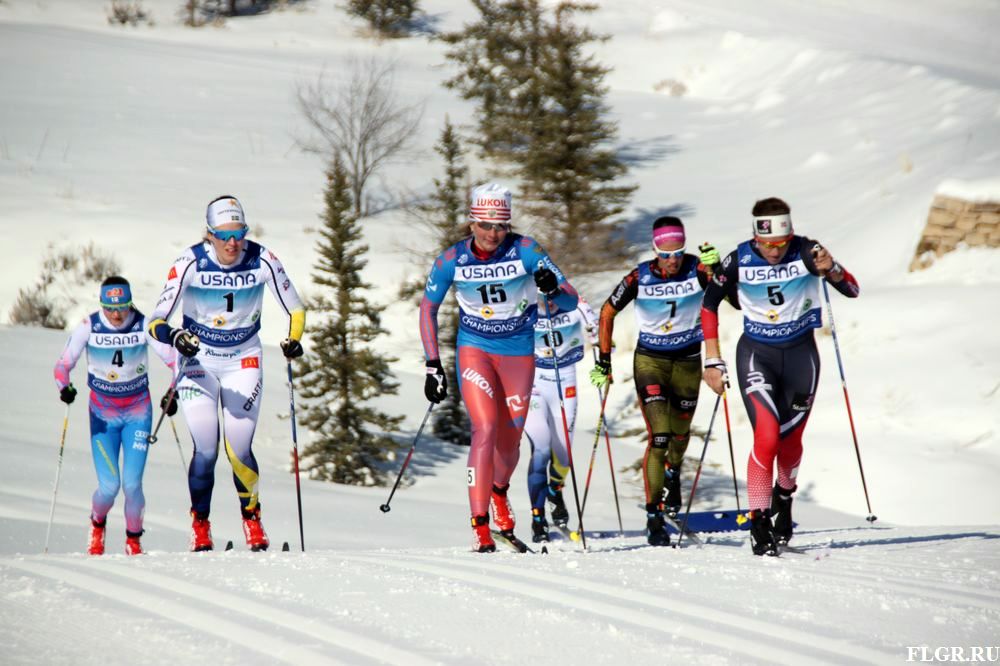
[551,522,579,542]
[663,515,704,547]
[224,540,234,551]
[491,529,537,554]
[777,543,808,555]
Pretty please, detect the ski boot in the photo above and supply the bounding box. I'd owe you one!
[88,517,106,556]
[471,514,496,553]
[242,507,270,552]
[749,509,778,556]
[664,463,683,519]
[770,484,796,546]
[547,485,569,527]
[489,484,515,532]
[645,503,671,547]
[124,530,144,556]
[190,511,213,552]
[530,507,550,543]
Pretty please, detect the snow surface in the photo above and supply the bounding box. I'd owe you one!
[1,1,999,664]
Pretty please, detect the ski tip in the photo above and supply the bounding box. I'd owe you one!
[224,540,234,551]
[281,541,290,552]
[541,545,549,555]
[735,513,749,526]
[569,530,581,542]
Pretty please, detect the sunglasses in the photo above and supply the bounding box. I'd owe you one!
[756,238,790,250]
[101,303,131,312]
[209,225,249,242]
[475,221,511,233]
[654,244,685,259]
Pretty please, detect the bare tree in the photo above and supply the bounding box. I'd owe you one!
[296,57,424,218]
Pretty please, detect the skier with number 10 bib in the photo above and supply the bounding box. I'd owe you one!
[419,183,578,552]
[700,197,859,556]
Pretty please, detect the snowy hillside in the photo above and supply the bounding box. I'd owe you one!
[1,1,999,663]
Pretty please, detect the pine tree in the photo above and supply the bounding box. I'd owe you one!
[295,158,403,485]
[520,2,636,271]
[419,118,472,446]
[347,0,419,38]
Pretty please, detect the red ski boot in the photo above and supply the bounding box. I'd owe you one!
[88,518,106,556]
[471,514,496,553]
[242,507,270,552]
[190,512,213,552]
[125,531,144,556]
[489,484,515,532]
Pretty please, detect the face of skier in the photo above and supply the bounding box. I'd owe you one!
[102,306,129,327]
[755,237,791,265]
[654,239,685,276]
[470,220,510,254]
[209,223,249,266]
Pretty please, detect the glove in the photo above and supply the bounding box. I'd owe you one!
[160,391,178,417]
[170,328,200,358]
[534,267,559,296]
[589,355,612,389]
[280,338,304,359]
[59,384,77,404]
[424,359,447,404]
[704,357,728,382]
[699,243,721,268]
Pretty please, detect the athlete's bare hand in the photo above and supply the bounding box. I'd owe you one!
[703,358,728,395]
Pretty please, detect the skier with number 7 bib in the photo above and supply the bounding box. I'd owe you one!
[700,197,859,556]
[148,195,306,552]
[590,217,729,546]
[419,183,578,552]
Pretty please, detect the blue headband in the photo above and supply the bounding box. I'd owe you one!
[100,283,132,309]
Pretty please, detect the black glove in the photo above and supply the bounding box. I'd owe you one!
[170,328,200,358]
[160,391,178,417]
[534,267,559,296]
[59,384,77,405]
[280,338,304,359]
[424,359,447,404]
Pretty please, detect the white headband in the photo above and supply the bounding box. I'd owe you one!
[753,213,793,239]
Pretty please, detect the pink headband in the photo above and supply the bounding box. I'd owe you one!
[653,227,685,246]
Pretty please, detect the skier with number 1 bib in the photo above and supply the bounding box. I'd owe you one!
[148,195,306,552]
[53,276,175,555]
[524,294,598,542]
[419,183,578,552]
[700,197,859,556]
[590,217,728,546]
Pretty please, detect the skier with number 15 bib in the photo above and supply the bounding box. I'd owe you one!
[419,183,578,552]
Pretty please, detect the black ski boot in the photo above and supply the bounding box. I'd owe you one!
[646,503,671,547]
[664,463,682,518]
[770,484,796,545]
[548,486,569,527]
[749,509,778,556]
[531,508,550,543]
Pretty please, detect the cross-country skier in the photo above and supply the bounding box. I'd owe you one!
[590,217,725,546]
[419,183,579,552]
[700,197,859,555]
[53,276,175,555]
[524,295,598,542]
[148,195,306,552]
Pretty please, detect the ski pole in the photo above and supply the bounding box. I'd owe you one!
[583,349,623,535]
[579,377,610,516]
[541,291,587,551]
[287,360,306,551]
[148,356,190,445]
[821,279,877,523]
[169,417,187,477]
[677,394,721,548]
[44,404,71,554]
[722,387,746,525]
[380,403,434,513]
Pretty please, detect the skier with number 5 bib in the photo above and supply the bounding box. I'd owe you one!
[590,217,726,546]
[53,276,176,555]
[148,195,306,552]
[700,197,859,556]
[419,183,578,552]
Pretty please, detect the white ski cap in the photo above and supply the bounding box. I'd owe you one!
[468,183,512,224]
[752,213,793,241]
[206,195,245,229]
